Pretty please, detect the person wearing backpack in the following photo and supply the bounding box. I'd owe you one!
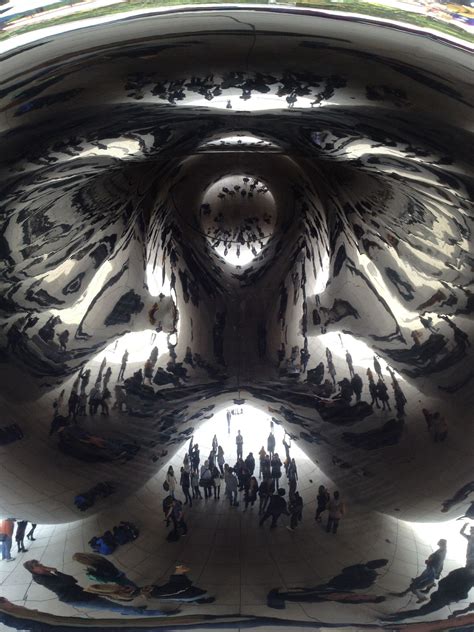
[327,491,345,534]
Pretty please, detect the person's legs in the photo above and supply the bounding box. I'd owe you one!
[332,518,339,534]
[290,513,298,529]
[259,511,271,526]
[179,519,188,535]
[326,516,334,533]
[270,512,279,529]
[2,536,13,560]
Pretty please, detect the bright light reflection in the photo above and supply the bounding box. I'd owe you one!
[146,264,171,296]
[316,330,405,382]
[167,403,312,468]
[187,94,320,112]
[94,329,169,364]
[410,517,471,566]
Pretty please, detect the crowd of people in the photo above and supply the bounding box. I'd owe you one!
[161,420,346,539]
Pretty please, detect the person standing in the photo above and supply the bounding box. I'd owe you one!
[351,374,363,402]
[271,453,282,489]
[345,351,354,377]
[15,521,28,553]
[287,491,303,531]
[327,491,345,534]
[267,432,276,459]
[200,461,213,499]
[425,539,447,589]
[287,459,298,499]
[118,350,129,381]
[180,467,192,507]
[373,355,384,381]
[244,452,255,476]
[236,430,243,460]
[259,489,289,529]
[0,519,16,561]
[212,465,221,499]
[460,523,474,570]
[258,447,267,479]
[244,477,258,510]
[217,445,225,475]
[282,433,291,475]
[315,485,330,522]
[191,470,202,499]
[368,375,380,409]
[226,410,231,434]
[225,467,239,507]
[166,466,178,499]
[376,379,391,411]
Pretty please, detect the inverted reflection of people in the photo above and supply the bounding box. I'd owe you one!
[23,560,172,616]
[396,559,438,602]
[236,429,243,459]
[117,350,129,381]
[315,485,330,522]
[0,518,16,561]
[327,491,345,535]
[141,564,214,603]
[259,488,289,529]
[226,409,231,434]
[460,523,474,570]
[268,559,387,609]
[15,520,28,553]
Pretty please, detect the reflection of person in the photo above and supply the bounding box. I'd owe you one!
[0,519,16,561]
[72,553,137,587]
[118,350,129,381]
[460,523,474,570]
[327,491,345,535]
[141,564,213,603]
[15,521,28,553]
[23,560,172,616]
[236,430,243,459]
[315,485,330,522]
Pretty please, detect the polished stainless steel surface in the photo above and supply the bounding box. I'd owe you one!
[0,7,473,630]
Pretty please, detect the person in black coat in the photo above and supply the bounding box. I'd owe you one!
[259,488,289,528]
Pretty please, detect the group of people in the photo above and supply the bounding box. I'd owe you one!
[0,519,37,562]
[161,423,345,538]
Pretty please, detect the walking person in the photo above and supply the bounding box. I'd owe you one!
[166,499,187,541]
[326,491,345,535]
[236,430,243,460]
[259,489,289,529]
[166,466,178,499]
[287,491,303,531]
[315,485,330,522]
[180,467,192,507]
[15,521,28,553]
